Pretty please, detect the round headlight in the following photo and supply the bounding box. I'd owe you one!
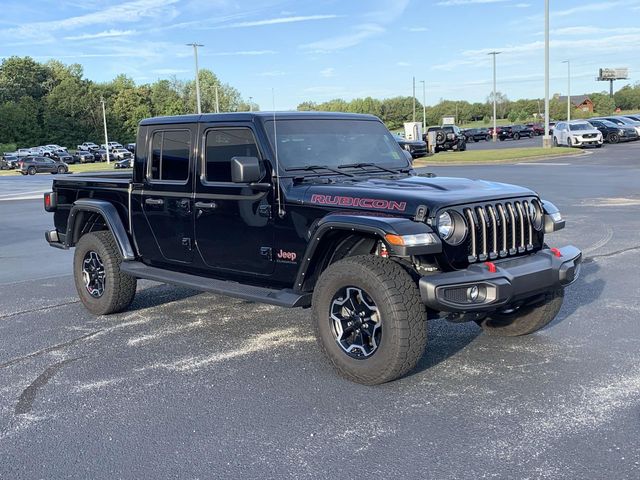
[437,212,454,240]
[528,200,543,230]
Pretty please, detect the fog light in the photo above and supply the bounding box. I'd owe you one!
[467,285,479,302]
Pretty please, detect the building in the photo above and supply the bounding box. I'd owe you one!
[555,95,594,113]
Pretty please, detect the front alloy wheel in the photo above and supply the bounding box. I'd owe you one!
[82,250,106,298]
[330,287,381,358]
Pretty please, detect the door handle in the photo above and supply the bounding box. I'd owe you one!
[195,201,217,210]
[145,198,164,206]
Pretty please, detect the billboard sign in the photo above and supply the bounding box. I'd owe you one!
[598,68,629,80]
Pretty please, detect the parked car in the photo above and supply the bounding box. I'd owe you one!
[124,143,136,153]
[552,120,603,148]
[526,123,545,135]
[114,158,133,169]
[499,124,534,141]
[52,151,75,164]
[112,147,133,160]
[1,154,19,169]
[73,151,95,163]
[463,128,491,142]
[93,149,116,162]
[426,125,466,152]
[78,142,100,152]
[18,157,69,175]
[101,141,123,150]
[16,148,32,158]
[393,134,427,158]
[593,117,640,136]
[0,157,13,170]
[46,144,67,152]
[587,119,638,144]
[622,114,640,122]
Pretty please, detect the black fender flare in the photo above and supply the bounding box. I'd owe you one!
[65,199,136,260]
[293,213,441,290]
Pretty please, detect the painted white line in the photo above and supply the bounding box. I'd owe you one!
[516,162,570,166]
[0,194,43,201]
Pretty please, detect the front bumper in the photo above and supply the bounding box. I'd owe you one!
[573,136,603,146]
[419,245,582,312]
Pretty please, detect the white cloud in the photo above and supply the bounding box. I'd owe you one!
[513,3,530,7]
[320,67,335,78]
[437,0,508,5]
[554,0,636,16]
[407,27,428,32]
[64,29,136,40]
[152,68,189,75]
[300,24,385,52]
[207,50,277,56]
[396,62,411,67]
[550,26,640,36]
[221,14,340,28]
[259,70,286,77]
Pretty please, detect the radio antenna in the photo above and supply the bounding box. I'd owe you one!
[272,88,285,218]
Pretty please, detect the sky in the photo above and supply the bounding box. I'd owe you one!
[1,0,639,110]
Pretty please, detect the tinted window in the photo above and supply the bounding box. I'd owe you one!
[148,130,190,182]
[204,128,259,182]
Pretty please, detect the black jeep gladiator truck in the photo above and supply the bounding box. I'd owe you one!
[44,112,581,385]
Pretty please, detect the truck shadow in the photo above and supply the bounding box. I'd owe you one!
[127,283,202,312]
[410,261,604,376]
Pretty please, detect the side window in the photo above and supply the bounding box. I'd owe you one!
[204,128,260,183]
[148,130,190,182]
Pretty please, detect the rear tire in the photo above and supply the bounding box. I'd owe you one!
[476,289,564,336]
[73,231,137,315]
[28,167,36,175]
[57,165,65,174]
[608,133,619,144]
[312,255,427,385]
[514,133,520,140]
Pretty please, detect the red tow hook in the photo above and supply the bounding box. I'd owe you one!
[550,248,562,258]
[485,261,497,273]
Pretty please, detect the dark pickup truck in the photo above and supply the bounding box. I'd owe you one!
[44,112,581,384]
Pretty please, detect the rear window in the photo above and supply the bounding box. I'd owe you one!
[148,130,190,182]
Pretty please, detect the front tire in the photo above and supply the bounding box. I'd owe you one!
[476,289,564,336]
[312,256,427,385]
[28,167,36,175]
[608,133,619,144]
[73,231,137,315]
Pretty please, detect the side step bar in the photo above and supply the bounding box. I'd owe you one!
[119,261,311,308]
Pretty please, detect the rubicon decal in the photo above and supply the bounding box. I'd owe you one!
[310,194,407,212]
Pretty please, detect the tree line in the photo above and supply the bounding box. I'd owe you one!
[0,56,256,151]
[2,56,640,151]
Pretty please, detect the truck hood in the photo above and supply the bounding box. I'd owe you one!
[288,174,536,215]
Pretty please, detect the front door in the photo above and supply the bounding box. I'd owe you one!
[141,127,195,264]
[194,124,275,275]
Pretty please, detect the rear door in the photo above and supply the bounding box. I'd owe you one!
[141,126,196,264]
[193,123,275,275]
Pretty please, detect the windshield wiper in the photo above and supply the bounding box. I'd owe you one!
[286,165,354,177]
[338,162,404,174]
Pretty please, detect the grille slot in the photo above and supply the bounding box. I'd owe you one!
[457,198,542,264]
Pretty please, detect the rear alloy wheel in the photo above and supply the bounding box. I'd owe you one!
[608,133,619,144]
[514,132,520,140]
[28,167,36,175]
[74,231,137,315]
[476,289,564,336]
[57,165,65,174]
[313,255,427,385]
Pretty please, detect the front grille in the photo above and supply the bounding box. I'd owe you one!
[583,133,597,138]
[438,198,544,268]
[463,199,542,263]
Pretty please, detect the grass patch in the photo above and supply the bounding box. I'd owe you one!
[413,147,584,165]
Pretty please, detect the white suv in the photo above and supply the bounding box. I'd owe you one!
[553,120,603,148]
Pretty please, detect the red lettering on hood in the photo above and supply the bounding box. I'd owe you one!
[310,194,407,212]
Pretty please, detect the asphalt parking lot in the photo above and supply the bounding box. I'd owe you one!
[1,142,639,479]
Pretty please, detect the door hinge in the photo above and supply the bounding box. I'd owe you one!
[260,247,273,261]
[182,237,192,250]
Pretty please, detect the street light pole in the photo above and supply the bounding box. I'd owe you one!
[562,60,571,121]
[187,43,204,114]
[543,0,551,148]
[412,76,416,122]
[100,96,110,164]
[419,80,426,133]
[249,96,253,112]
[488,51,501,142]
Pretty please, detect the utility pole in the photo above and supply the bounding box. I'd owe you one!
[543,0,551,148]
[187,43,204,114]
[562,60,571,121]
[488,51,501,142]
[249,96,253,112]
[419,80,426,132]
[215,86,220,113]
[412,76,416,122]
[100,96,110,164]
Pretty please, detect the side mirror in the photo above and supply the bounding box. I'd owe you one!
[403,150,413,163]
[231,156,262,183]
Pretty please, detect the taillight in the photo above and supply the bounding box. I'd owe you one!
[44,192,57,212]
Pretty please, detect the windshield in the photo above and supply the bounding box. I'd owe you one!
[569,123,592,131]
[264,119,410,171]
